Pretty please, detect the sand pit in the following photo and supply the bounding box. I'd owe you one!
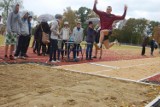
[0,64,160,107]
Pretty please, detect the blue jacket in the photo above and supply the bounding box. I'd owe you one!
[86,27,96,43]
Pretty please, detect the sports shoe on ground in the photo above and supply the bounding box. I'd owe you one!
[50,60,57,63]
[4,55,8,60]
[56,60,61,62]
[92,56,97,59]
[9,55,15,60]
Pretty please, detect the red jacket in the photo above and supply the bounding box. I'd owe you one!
[93,3,127,30]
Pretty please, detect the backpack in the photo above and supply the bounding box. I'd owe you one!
[154,41,158,49]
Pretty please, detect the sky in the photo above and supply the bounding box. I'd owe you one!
[22,0,160,22]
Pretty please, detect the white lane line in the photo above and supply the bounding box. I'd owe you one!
[55,67,158,86]
[93,69,113,74]
[121,61,160,69]
[55,62,90,68]
[90,63,119,69]
[138,72,160,82]
[145,96,160,107]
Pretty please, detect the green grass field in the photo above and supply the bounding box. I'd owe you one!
[0,35,34,47]
[0,35,142,50]
[0,35,5,46]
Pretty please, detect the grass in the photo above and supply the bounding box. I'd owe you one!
[0,35,5,46]
[0,35,141,51]
[0,35,34,47]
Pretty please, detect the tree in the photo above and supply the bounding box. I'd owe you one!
[76,7,91,26]
[63,7,77,30]
[0,0,23,24]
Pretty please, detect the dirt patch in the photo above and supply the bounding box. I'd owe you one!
[0,64,160,107]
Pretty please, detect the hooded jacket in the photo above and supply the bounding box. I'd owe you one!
[19,11,29,36]
[6,4,21,34]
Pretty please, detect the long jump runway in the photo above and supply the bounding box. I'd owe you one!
[56,57,160,85]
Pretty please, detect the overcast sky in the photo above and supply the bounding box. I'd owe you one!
[23,0,160,22]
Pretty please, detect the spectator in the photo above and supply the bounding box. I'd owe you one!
[4,3,21,60]
[14,11,29,59]
[150,37,156,56]
[141,25,151,56]
[60,21,71,57]
[72,21,84,61]
[86,21,96,60]
[34,21,50,56]
[24,15,33,57]
[49,14,62,63]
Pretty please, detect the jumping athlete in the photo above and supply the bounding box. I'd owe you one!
[93,0,128,49]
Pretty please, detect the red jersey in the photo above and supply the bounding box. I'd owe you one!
[93,3,127,30]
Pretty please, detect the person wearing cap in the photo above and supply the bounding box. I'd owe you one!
[49,14,62,63]
[4,3,21,60]
[72,21,84,61]
[59,21,71,57]
[14,11,29,59]
[93,0,127,49]
[86,21,96,60]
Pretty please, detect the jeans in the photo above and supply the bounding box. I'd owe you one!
[73,44,80,59]
[86,43,93,59]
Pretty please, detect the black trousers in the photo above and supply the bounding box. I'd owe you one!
[14,35,28,57]
[49,39,58,61]
[24,36,31,54]
[37,41,46,55]
[141,45,146,55]
[151,46,154,55]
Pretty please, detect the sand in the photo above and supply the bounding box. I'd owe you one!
[0,64,160,107]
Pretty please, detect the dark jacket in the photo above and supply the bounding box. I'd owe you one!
[34,22,51,41]
[142,36,149,46]
[86,27,96,43]
[150,39,155,48]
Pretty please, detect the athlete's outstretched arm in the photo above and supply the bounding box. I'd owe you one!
[93,0,103,15]
[114,5,128,21]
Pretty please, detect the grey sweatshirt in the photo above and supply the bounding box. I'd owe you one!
[72,27,83,44]
[6,5,21,34]
[50,20,60,40]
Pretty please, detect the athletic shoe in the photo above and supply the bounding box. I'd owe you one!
[24,54,29,57]
[9,55,15,60]
[20,56,26,60]
[56,60,61,62]
[50,60,57,63]
[14,56,18,59]
[92,56,97,58]
[4,55,8,60]
[97,43,102,48]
